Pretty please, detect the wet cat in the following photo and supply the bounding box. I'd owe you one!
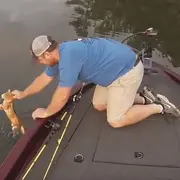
[0,89,25,135]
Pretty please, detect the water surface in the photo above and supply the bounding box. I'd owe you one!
[0,0,180,163]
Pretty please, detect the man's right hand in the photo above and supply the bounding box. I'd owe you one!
[12,90,26,100]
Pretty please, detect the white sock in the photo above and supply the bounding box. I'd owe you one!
[158,104,164,113]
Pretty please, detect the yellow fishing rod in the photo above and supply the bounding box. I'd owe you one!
[21,119,63,180]
[21,88,82,180]
[43,83,85,180]
[22,83,86,179]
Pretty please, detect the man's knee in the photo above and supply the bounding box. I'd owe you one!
[107,115,126,128]
[93,103,106,111]
[108,121,125,128]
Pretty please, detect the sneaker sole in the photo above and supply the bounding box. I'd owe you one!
[157,94,180,117]
[156,94,177,109]
[142,86,156,103]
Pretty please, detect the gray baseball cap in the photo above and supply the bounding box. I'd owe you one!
[30,35,53,57]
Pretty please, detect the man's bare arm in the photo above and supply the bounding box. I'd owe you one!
[23,72,54,98]
[46,86,72,116]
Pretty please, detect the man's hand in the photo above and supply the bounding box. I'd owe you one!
[32,108,48,120]
[32,86,72,120]
[11,90,26,100]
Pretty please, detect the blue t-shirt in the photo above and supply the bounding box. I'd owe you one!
[45,38,136,87]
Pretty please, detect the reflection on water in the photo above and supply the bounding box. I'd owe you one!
[0,0,180,163]
[67,0,180,70]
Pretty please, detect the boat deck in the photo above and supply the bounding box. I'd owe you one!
[21,67,180,180]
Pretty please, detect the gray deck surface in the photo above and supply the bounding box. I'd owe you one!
[21,67,180,180]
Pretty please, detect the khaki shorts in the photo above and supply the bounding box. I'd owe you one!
[92,60,144,122]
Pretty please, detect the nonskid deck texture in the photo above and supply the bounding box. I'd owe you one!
[21,67,180,180]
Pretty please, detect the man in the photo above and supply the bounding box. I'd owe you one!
[12,36,180,128]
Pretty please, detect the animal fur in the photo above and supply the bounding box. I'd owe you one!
[0,90,25,135]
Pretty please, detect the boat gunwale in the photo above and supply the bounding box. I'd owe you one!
[0,82,93,180]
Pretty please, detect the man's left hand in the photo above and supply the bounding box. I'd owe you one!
[32,85,73,120]
[32,108,48,120]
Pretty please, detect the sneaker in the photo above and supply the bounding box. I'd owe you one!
[139,86,157,104]
[156,94,180,117]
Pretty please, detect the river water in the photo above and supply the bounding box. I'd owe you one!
[0,0,180,163]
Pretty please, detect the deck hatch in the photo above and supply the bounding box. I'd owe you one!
[93,115,180,167]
